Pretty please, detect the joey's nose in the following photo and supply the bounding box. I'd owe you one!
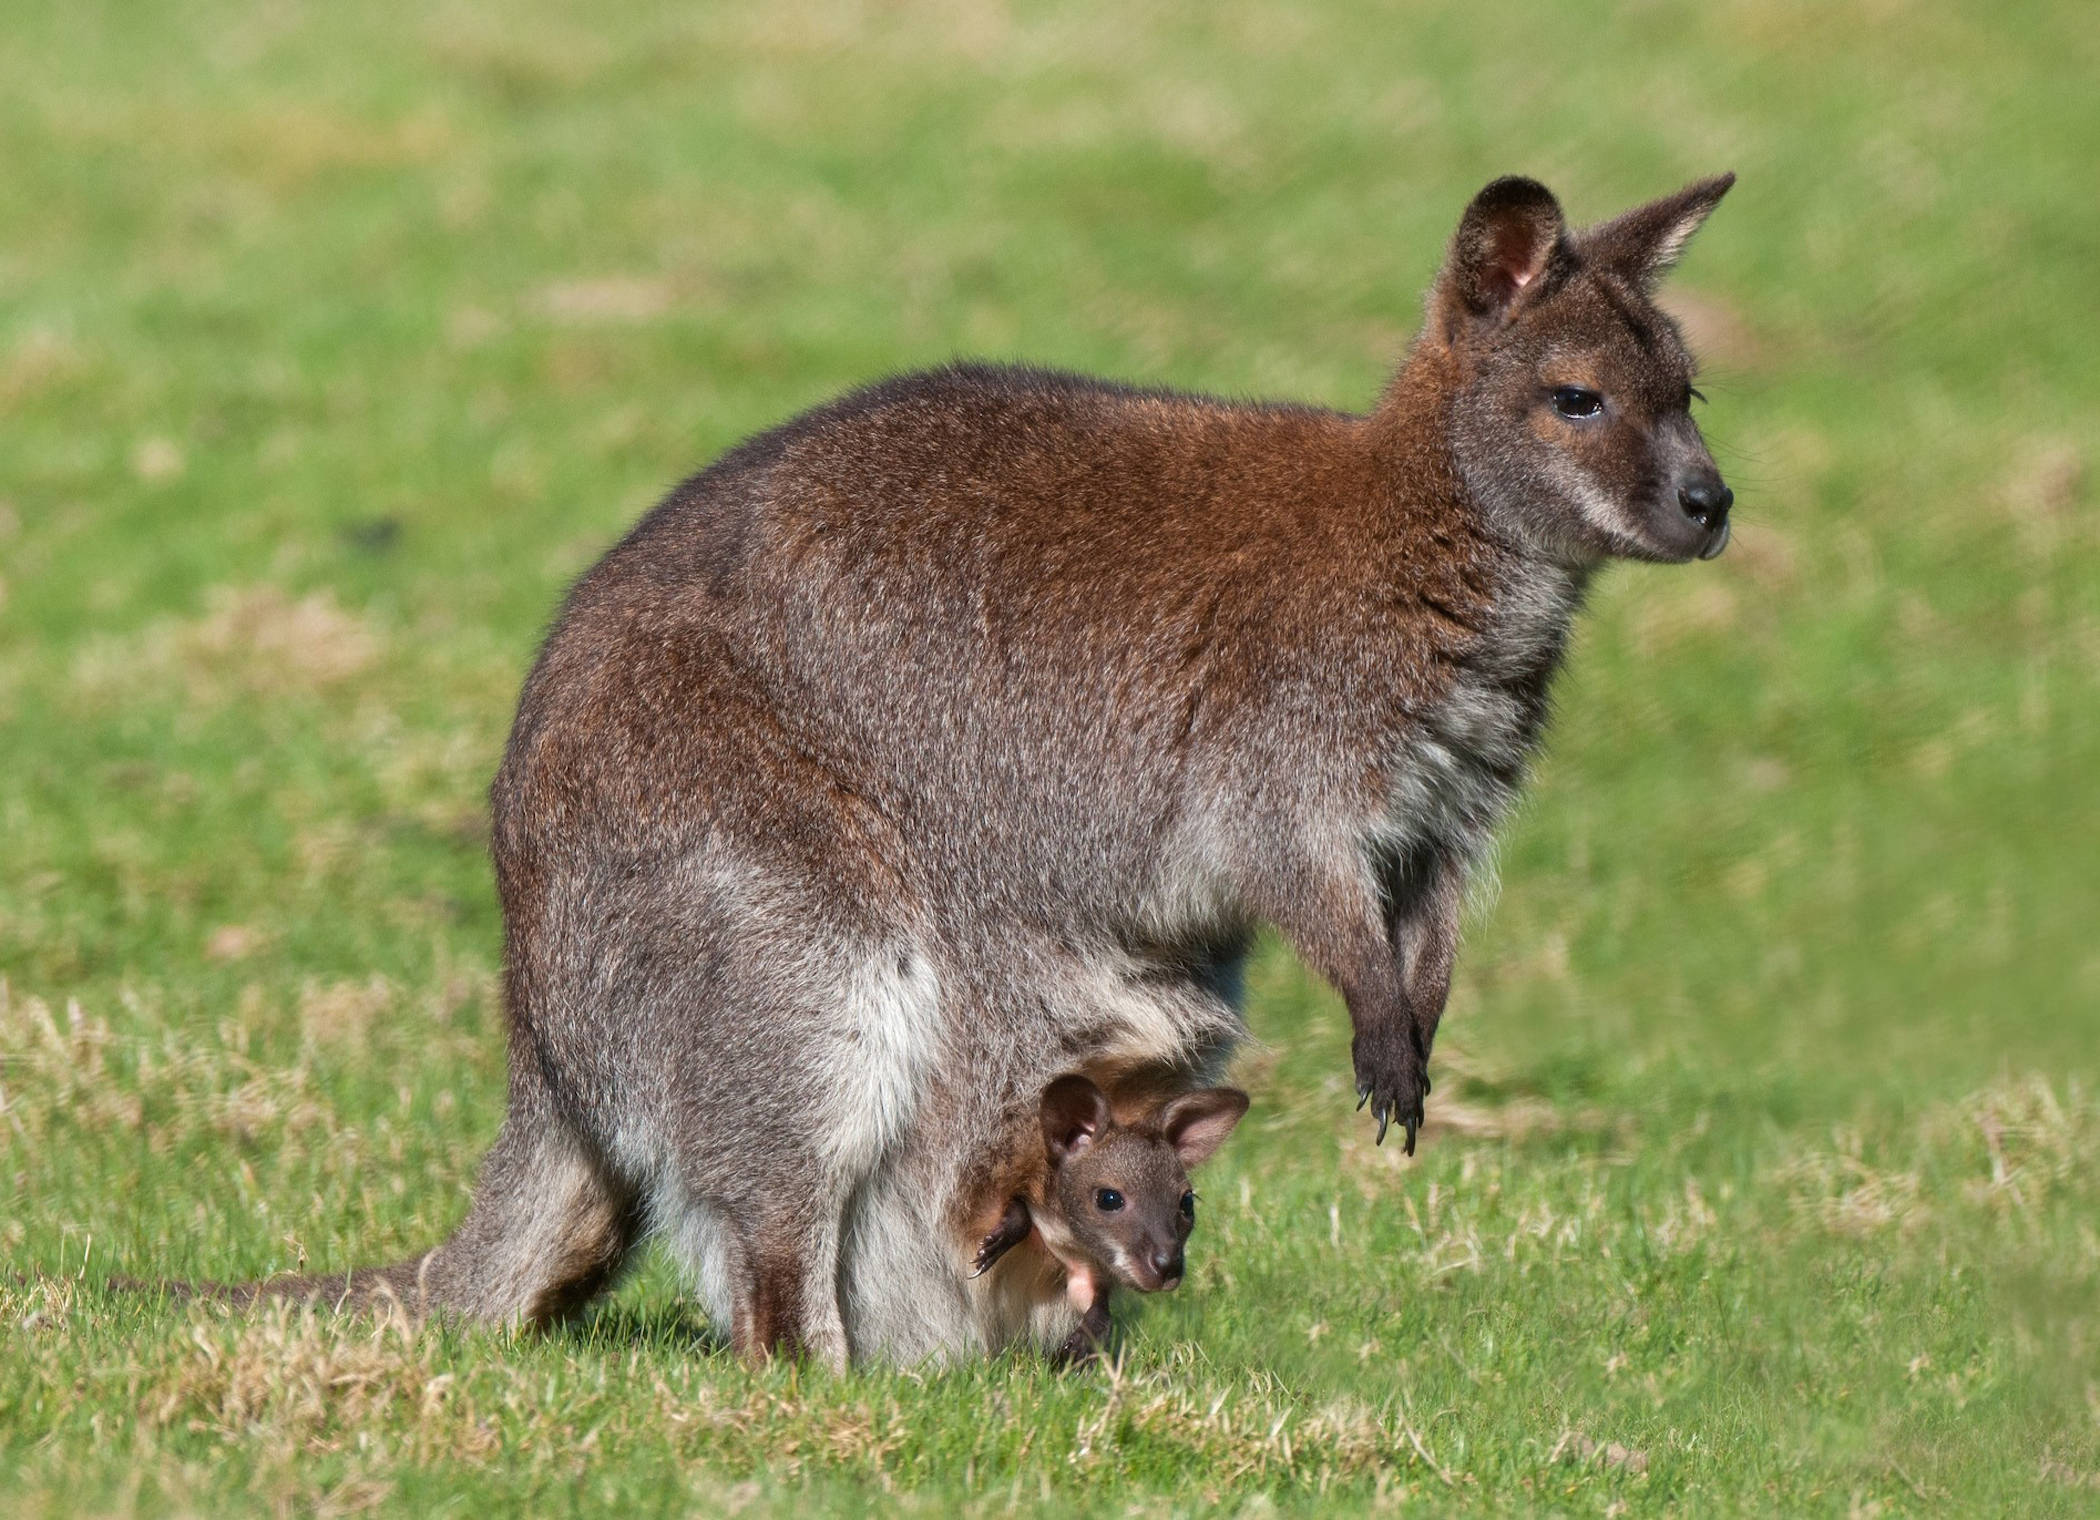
[1151,1248,1184,1287]
[1678,476,1733,529]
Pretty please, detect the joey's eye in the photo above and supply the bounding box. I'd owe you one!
[1179,1191,1196,1220]
[1095,1188,1124,1212]
[1550,386,1604,421]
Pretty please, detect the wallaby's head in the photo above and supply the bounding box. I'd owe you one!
[1424,172,1737,567]
[1037,1074,1249,1293]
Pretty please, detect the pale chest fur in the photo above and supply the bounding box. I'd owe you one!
[1377,555,1589,867]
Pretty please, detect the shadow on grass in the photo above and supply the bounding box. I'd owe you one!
[568,1296,728,1357]
[40,1269,735,1363]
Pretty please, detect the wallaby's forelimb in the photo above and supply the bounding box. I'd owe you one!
[1387,843,1466,1142]
[1246,853,1427,1153]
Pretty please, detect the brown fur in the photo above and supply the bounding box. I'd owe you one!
[117,174,1736,1365]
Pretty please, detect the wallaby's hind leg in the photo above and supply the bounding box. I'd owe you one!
[363,1058,641,1326]
[425,1113,639,1325]
[178,1093,640,1325]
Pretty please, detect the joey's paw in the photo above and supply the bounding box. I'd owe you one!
[1051,1328,1103,1369]
[1352,1030,1429,1154]
[971,1198,1032,1277]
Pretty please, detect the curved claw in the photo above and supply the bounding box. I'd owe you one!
[1403,1115,1419,1156]
[972,1198,1031,1278]
[1374,1103,1391,1146]
[1357,1084,1371,1112]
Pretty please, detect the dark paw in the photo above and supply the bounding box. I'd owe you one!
[1352,1028,1430,1154]
[972,1198,1031,1277]
[1051,1327,1103,1369]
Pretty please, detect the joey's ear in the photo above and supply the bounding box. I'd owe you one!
[1433,176,1568,340]
[1040,1075,1111,1166]
[1583,172,1735,290]
[1157,1087,1250,1169]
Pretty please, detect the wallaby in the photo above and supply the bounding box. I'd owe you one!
[966,1074,1248,1364]
[123,172,1737,1366]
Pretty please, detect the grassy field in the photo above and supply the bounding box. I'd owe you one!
[3,0,2097,1513]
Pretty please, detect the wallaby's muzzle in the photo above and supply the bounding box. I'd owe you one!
[1678,471,1734,559]
[1123,1243,1185,1292]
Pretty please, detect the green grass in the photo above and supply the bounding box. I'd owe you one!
[3,0,2096,1513]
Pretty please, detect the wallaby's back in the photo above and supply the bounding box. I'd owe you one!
[501,363,1491,936]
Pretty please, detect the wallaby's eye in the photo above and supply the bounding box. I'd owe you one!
[1179,1191,1196,1220]
[1550,386,1604,421]
[1094,1188,1124,1212]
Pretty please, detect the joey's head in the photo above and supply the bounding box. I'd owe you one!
[1423,173,1738,567]
[1038,1075,1249,1293]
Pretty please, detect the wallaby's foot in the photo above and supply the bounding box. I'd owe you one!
[1351,1024,1429,1154]
[729,1270,800,1366]
[730,1316,850,1373]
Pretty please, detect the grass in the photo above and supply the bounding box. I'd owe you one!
[2,0,2096,1513]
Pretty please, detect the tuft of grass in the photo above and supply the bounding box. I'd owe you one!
[3,0,2095,1513]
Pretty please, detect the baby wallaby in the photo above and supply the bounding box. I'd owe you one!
[970,1074,1249,1364]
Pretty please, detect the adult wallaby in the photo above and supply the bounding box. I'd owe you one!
[138,172,1735,1366]
[967,1074,1249,1365]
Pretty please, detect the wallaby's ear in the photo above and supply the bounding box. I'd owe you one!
[1583,172,1735,290]
[1433,176,1568,340]
[1157,1087,1250,1169]
[1041,1075,1112,1166]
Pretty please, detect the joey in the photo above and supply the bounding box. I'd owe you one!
[970,1075,1248,1365]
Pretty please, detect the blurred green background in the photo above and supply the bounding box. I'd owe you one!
[2,2,2095,1515]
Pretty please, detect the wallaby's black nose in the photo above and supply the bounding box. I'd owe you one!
[1678,477,1733,529]
[1152,1248,1184,1285]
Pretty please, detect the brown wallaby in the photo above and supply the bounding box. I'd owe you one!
[967,1074,1248,1364]
[125,172,1736,1366]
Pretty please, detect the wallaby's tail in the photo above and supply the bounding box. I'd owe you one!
[112,1070,641,1328]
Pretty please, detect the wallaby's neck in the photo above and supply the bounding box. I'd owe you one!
[1365,338,1595,696]
[1370,337,1461,435]
[1363,341,1481,533]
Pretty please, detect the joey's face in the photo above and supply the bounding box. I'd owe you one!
[1051,1134,1197,1293]
[1036,1076,1249,1295]
[1431,174,1737,568]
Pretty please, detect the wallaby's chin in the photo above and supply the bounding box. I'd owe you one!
[1616,498,1731,565]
